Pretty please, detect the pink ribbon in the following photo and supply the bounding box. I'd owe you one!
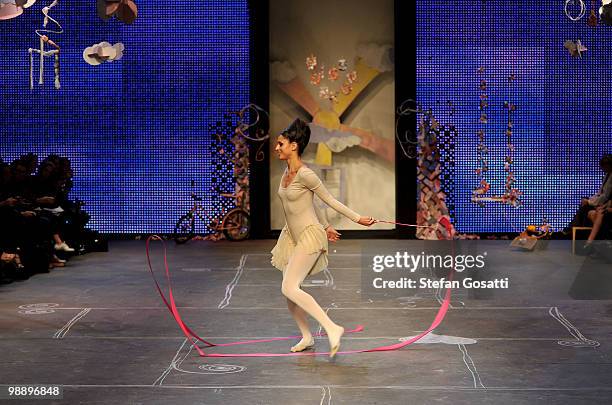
[146,232,453,357]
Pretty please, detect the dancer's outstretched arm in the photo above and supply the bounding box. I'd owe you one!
[300,168,362,222]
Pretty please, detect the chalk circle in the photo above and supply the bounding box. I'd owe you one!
[18,303,59,309]
[19,309,56,315]
[558,340,600,348]
[174,362,246,375]
[18,303,59,314]
[197,364,246,374]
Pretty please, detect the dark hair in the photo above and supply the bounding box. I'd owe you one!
[600,154,612,168]
[281,118,311,156]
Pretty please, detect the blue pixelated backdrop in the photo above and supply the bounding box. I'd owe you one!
[417,0,612,232]
[0,1,249,233]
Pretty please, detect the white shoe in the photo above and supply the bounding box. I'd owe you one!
[43,207,64,214]
[54,242,75,252]
[52,255,66,263]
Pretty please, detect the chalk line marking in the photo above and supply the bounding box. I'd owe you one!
[549,307,600,348]
[171,341,246,377]
[53,308,92,339]
[434,283,465,309]
[154,338,189,386]
[316,307,332,337]
[458,343,486,389]
[57,384,612,391]
[320,386,332,405]
[302,268,334,288]
[218,254,248,309]
[324,268,335,289]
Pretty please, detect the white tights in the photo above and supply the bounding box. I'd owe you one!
[281,250,339,339]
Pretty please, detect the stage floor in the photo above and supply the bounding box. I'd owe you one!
[0,239,611,404]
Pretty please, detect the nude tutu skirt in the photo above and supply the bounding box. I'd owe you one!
[270,223,329,276]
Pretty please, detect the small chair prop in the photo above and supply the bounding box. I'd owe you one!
[571,226,594,255]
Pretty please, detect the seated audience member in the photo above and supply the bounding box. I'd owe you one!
[33,159,75,254]
[584,201,611,246]
[564,154,612,236]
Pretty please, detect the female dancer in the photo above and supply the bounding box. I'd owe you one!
[270,118,376,357]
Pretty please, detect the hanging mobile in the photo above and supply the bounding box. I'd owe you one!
[27,0,62,89]
[565,0,586,21]
[600,0,612,25]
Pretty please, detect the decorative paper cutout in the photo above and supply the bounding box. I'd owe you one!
[600,0,612,24]
[97,0,137,24]
[587,0,599,26]
[0,0,35,20]
[305,53,358,103]
[308,123,362,153]
[271,43,395,165]
[83,42,124,65]
[564,39,588,58]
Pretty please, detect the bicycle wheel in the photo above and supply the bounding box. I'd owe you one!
[222,209,250,241]
[174,213,195,244]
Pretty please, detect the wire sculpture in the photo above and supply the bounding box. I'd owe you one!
[395,98,421,159]
[565,0,586,21]
[232,103,270,162]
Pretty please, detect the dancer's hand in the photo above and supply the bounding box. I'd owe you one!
[358,216,377,226]
[325,226,341,242]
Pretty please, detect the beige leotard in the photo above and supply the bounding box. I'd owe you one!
[270,165,362,275]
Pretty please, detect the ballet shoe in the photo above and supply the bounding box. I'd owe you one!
[290,336,315,352]
[328,325,344,358]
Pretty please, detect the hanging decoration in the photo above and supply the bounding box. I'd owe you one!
[83,42,125,65]
[600,0,612,24]
[472,67,491,204]
[0,0,36,20]
[305,53,358,104]
[416,108,456,240]
[563,39,588,58]
[28,0,62,90]
[97,0,138,24]
[471,71,522,208]
[233,103,270,162]
[195,104,270,241]
[588,0,599,26]
[565,0,586,21]
[501,73,522,207]
[437,100,459,218]
[395,99,420,159]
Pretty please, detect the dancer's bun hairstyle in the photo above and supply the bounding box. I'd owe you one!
[281,118,311,156]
